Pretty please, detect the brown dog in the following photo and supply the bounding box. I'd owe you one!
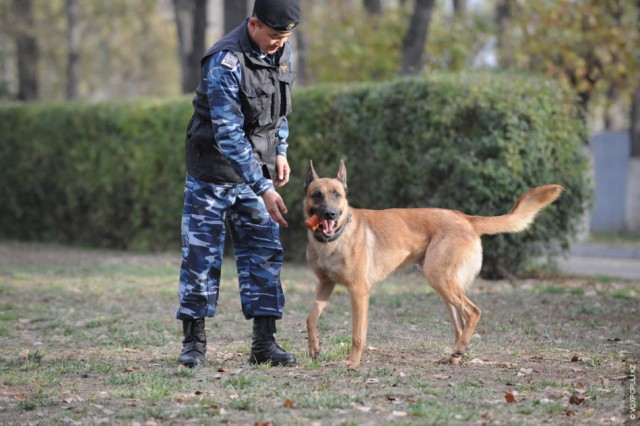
[304,160,563,368]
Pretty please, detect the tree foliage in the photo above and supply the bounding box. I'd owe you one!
[302,0,408,83]
[504,0,640,126]
[0,0,180,101]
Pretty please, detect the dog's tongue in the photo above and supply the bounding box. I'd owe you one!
[322,220,336,235]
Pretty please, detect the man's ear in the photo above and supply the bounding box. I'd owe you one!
[336,159,347,192]
[304,159,320,193]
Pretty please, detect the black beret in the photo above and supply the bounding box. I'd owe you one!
[253,0,301,33]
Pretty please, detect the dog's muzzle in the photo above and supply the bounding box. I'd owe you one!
[317,208,340,237]
[312,210,352,243]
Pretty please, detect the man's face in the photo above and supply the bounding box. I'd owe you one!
[248,17,290,55]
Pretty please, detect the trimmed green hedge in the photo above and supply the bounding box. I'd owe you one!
[0,98,191,250]
[0,72,590,278]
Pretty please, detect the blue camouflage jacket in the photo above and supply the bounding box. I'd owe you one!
[186,20,295,196]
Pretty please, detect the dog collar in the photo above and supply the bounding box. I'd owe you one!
[313,213,352,243]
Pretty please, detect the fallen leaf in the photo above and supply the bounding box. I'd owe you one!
[386,396,403,404]
[175,396,187,403]
[505,392,517,403]
[568,394,585,405]
[564,408,575,416]
[434,374,450,380]
[365,378,380,384]
[283,399,295,409]
[499,362,518,368]
[570,354,593,364]
[516,368,533,377]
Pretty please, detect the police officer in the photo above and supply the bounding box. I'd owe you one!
[176,0,300,368]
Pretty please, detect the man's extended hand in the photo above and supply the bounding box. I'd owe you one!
[262,188,288,227]
[274,155,290,188]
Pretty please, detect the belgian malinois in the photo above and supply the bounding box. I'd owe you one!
[304,160,563,368]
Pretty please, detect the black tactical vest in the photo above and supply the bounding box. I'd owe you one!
[185,19,295,184]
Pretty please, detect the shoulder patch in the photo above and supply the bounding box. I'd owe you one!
[220,52,238,69]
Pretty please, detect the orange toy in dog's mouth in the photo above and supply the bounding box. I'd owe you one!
[304,215,322,231]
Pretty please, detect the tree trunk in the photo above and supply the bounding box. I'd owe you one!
[12,0,38,101]
[364,0,382,15]
[294,28,308,85]
[173,0,208,94]
[400,0,435,76]
[452,0,467,18]
[224,0,248,34]
[65,0,80,100]
[495,0,512,68]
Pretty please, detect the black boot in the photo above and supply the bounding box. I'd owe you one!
[179,318,206,368]
[249,317,296,366]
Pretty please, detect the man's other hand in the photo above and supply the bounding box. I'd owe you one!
[262,188,288,227]
[275,155,290,188]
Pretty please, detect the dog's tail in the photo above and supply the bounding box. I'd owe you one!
[469,185,563,236]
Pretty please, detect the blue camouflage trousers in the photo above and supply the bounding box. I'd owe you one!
[176,173,285,320]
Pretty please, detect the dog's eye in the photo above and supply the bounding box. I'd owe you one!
[332,190,341,199]
[312,191,323,201]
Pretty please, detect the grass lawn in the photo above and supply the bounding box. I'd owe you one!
[0,242,637,425]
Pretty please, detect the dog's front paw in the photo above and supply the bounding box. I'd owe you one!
[437,355,462,365]
[345,355,361,369]
[344,361,360,369]
[308,337,321,359]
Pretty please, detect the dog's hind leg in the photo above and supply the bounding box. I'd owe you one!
[446,303,464,343]
[436,289,481,364]
[306,276,336,360]
[424,237,482,363]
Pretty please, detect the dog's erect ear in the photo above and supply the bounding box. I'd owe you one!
[336,159,347,191]
[304,160,320,193]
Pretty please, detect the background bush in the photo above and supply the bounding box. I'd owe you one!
[0,72,591,278]
[0,98,191,250]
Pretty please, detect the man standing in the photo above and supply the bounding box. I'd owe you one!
[176,0,300,368]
